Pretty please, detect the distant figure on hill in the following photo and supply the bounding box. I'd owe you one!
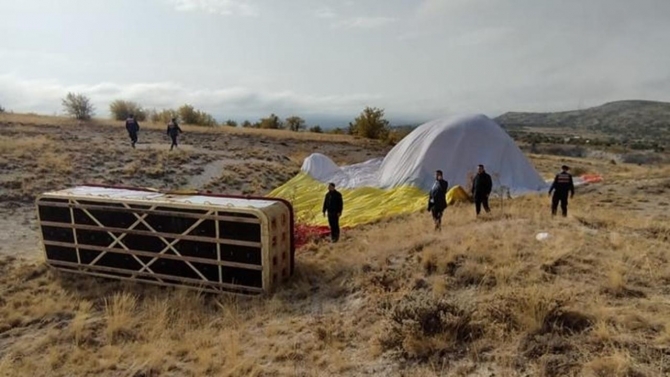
[167,118,183,151]
[322,183,343,243]
[471,164,493,216]
[125,114,140,148]
[549,165,575,217]
[427,170,449,231]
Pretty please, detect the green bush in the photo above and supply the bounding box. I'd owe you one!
[110,100,146,121]
[258,113,283,129]
[149,108,179,124]
[348,107,390,140]
[285,116,305,132]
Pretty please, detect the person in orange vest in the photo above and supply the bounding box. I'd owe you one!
[549,165,575,217]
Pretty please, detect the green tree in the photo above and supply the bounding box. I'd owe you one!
[224,119,238,127]
[309,125,323,133]
[241,120,253,128]
[177,104,217,126]
[285,116,305,132]
[0,104,5,113]
[149,108,179,124]
[348,107,389,139]
[178,104,200,124]
[62,92,94,120]
[258,113,283,129]
[109,100,146,121]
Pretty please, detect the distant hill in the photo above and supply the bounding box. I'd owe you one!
[495,100,670,147]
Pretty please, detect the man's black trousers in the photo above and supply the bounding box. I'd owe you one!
[128,131,138,144]
[328,213,340,241]
[475,195,490,215]
[551,194,569,217]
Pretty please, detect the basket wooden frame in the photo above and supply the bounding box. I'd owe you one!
[35,186,294,295]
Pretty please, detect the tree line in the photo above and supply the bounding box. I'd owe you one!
[59,92,408,143]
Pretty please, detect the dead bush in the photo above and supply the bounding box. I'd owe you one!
[379,293,482,361]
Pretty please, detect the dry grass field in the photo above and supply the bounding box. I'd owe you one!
[1,114,669,376]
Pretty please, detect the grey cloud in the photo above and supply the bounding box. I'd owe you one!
[0,75,383,121]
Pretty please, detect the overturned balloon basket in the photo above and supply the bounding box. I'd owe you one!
[35,184,308,296]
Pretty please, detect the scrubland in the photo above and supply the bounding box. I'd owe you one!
[0,114,669,376]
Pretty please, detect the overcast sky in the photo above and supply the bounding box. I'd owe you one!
[1,0,669,125]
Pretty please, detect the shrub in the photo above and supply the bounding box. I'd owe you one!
[241,120,253,128]
[149,109,179,124]
[224,120,238,127]
[348,107,390,140]
[62,92,94,120]
[285,116,305,132]
[309,125,323,133]
[109,100,146,121]
[258,113,283,129]
[0,104,5,113]
[379,293,481,361]
[621,152,663,165]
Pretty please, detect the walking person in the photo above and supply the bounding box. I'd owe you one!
[427,170,449,231]
[548,165,575,217]
[125,114,140,148]
[322,183,343,243]
[166,118,183,151]
[471,164,493,216]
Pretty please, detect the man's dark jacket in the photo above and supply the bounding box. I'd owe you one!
[323,190,343,216]
[125,118,140,133]
[549,171,575,197]
[472,172,493,198]
[167,122,182,137]
[428,178,449,211]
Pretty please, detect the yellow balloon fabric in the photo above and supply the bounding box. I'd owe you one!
[446,185,472,205]
[268,173,428,227]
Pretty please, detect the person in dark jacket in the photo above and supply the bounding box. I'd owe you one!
[548,165,575,217]
[427,170,449,231]
[322,183,343,242]
[125,114,140,148]
[471,164,493,216]
[167,118,183,151]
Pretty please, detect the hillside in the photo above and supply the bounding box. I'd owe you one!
[495,100,670,147]
[1,115,670,376]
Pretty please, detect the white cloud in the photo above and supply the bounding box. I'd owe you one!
[314,7,337,19]
[169,0,258,16]
[0,74,383,120]
[332,16,396,29]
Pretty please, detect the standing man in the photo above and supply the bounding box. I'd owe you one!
[322,183,343,243]
[471,164,493,216]
[167,118,183,151]
[427,170,449,231]
[548,165,575,217]
[125,114,140,148]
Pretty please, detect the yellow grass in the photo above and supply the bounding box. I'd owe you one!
[0,112,368,144]
[0,115,669,375]
[1,167,669,376]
